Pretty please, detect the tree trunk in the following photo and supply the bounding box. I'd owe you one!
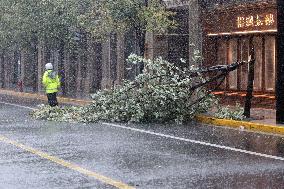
[30,35,38,92]
[93,42,102,91]
[76,35,87,97]
[63,47,71,95]
[188,0,202,66]
[58,40,66,95]
[4,52,12,89]
[85,37,96,93]
[135,0,148,73]
[37,41,45,94]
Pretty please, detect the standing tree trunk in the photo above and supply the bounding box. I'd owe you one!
[37,41,45,94]
[188,0,202,66]
[135,0,148,73]
[30,34,39,92]
[4,52,12,89]
[85,37,97,93]
[63,47,71,95]
[20,49,27,92]
[58,40,66,95]
[76,35,87,97]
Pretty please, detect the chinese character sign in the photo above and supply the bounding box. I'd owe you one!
[237,14,275,29]
[265,14,275,26]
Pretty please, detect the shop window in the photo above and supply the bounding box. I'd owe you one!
[217,39,227,89]
[213,34,276,93]
[253,37,263,91]
[265,36,276,91]
[228,39,238,90]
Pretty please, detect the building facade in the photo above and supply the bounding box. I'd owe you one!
[0,33,137,98]
[151,0,277,93]
[202,0,277,93]
[0,0,278,97]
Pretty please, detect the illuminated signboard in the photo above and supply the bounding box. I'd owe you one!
[203,4,277,36]
[237,13,275,28]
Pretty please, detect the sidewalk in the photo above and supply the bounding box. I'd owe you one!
[0,89,283,135]
[0,89,92,106]
[197,91,284,135]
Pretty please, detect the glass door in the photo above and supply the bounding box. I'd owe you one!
[253,37,263,91]
[216,39,227,89]
[228,39,238,90]
[264,36,276,91]
[214,35,276,92]
[239,38,249,90]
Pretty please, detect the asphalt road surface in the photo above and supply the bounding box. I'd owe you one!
[0,94,283,189]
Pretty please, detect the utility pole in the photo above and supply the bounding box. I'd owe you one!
[276,0,284,123]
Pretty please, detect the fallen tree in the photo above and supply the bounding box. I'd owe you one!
[31,55,218,124]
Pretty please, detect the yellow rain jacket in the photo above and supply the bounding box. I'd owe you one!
[42,70,60,94]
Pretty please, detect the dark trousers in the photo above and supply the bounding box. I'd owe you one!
[47,92,58,107]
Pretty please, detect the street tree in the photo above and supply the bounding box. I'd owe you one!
[0,0,176,91]
[78,0,176,57]
[32,54,218,124]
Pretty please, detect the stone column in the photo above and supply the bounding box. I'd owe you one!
[3,54,8,88]
[53,50,59,72]
[4,54,12,89]
[101,37,112,89]
[145,32,154,60]
[3,54,7,88]
[20,50,27,92]
[85,38,96,93]
[115,33,125,85]
[76,50,83,96]
[93,43,102,91]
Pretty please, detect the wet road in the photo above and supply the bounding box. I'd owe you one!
[0,94,284,188]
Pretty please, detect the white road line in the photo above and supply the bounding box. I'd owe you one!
[0,102,35,110]
[102,123,284,161]
[2,101,284,161]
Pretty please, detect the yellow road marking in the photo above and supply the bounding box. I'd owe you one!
[0,135,135,189]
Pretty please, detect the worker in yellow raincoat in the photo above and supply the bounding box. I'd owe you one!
[42,63,60,107]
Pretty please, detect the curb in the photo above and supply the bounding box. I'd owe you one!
[196,115,284,135]
[1,89,283,135]
[0,89,92,106]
